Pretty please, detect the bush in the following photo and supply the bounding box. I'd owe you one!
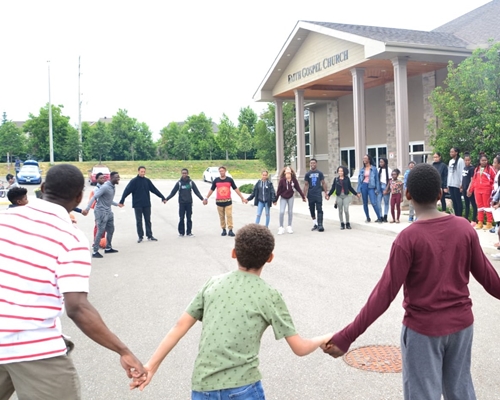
[239,183,254,194]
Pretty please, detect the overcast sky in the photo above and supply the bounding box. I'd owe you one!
[0,0,491,138]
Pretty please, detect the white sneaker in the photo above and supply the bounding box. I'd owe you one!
[287,226,293,234]
[491,253,500,260]
[277,227,284,235]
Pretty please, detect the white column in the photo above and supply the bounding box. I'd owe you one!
[392,57,410,172]
[351,68,366,172]
[274,99,284,176]
[294,89,306,178]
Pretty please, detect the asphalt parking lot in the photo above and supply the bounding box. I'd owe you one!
[5,178,500,399]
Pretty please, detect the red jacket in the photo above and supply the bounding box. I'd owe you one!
[470,165,495,194]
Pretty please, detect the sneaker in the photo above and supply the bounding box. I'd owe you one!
[137,238,143,243]
[221,229,227,236]
[277,227,285,235]
[365,218,371,223]
[491,253,500,260]
[287,226,293,234]
[186,233,194,237]
[318,225,325,232]
[92,252,103,258]
[408,217,414,222]
[148,237,158,241]
[228,230,235,237]
[490,227,496,233]
[311,224,319,231]
[346,223,352,230]
[104,248,118,254]
[178,234,184,237]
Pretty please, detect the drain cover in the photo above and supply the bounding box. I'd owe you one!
[343,345,402,373]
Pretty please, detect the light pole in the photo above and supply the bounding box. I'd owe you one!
[47,60,54,164]
[78,56,83,162]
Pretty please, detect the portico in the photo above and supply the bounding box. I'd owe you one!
[253,1,500,180]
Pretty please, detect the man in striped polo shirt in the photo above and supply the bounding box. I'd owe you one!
[0,164,145,399]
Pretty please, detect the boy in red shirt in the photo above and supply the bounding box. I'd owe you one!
[324,163,500,399]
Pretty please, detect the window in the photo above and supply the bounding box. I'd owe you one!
[304,110,310,157]
[409,141,427,164]
[340,147,356,177]
[367,145,387,167]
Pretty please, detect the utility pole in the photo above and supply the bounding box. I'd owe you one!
[48,61,54,164]
[78,56,83,162]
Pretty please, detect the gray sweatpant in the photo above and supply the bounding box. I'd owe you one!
[401,324,475,400]
[336,194,351,224]
[279,197,294,227]
[93,211,115,253]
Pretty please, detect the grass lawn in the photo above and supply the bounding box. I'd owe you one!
[1,160,269,180]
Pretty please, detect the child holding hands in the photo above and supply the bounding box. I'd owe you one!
[384,168,404,223]
[132,224,332,399]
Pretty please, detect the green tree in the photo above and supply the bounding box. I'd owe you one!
[237,106,258,159]
[184,113,214,159]
[430,42,500,161]
[254,119,276,169]
[23,104,77,161]
[216,114,237,160]
[158,122,182,159]
[85,121,114,162]
[174,131,192,161]
[108,110,155,160]
[237,124,253,160]
[0,117,27,162]
[260,102,296,165]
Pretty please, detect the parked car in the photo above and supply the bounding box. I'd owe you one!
[203,167,232,182]
[16,160,42,184]
[88,165,111,185]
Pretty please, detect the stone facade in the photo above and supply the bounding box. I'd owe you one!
[422,71,437,162]
[326,100,340,186]
[385,82,396,170]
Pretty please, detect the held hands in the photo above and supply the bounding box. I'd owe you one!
[81,209,89,216]
[163,199,167,204]
[302,197,307,202]
[130,363,154,391]
[356,193,361,198]
[203,199,208,205]
[325,194,330,201]
[321,338,345,359]
[118,203,124,208]
[242,198,248,204]
[120,353,147,385]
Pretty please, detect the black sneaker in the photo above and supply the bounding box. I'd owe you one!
[228,230,235,237]
[186,233,194,237]
[178,234,184,237]
[346,223,352,229]
[148,237,158,241]
[318,225,324,232]
[137,238,143,243]
[311,224,319,231]
[104,248,118,254]
[221,229,227,236]
[92,252,103,258]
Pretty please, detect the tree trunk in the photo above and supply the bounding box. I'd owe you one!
[226,150,228,160]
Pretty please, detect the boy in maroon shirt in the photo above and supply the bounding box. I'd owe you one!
[324,163,500,399]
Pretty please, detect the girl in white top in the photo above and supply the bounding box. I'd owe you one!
[377,157,392,222]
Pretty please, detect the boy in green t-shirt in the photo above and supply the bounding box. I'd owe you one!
[132,223,332,399]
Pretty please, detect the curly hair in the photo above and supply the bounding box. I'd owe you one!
[407,163,441,205]
[279,166,296,180]
[234,224,275,270]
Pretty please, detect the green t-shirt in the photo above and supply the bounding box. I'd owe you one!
[186,270,297,391]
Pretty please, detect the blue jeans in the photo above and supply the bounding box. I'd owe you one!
[360,182,381,220]
[256,201,270,227]
[192,381,265,400]
[377,182,390,216]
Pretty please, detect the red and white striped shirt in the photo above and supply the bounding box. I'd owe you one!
[0,199,91,364]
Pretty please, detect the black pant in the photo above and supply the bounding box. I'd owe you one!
[464,193,477,221]
[134,207,152,239]
[178,202,193,235]
[440,190,447,212]
[448,187,463,217]
[308,198,323,219]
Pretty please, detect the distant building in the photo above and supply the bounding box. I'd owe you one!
[253,0,500,178]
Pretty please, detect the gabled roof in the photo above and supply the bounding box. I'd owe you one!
[433,0,500,45]
[304,22,470,49]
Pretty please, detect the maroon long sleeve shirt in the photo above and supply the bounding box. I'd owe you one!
[332,214,500,353]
